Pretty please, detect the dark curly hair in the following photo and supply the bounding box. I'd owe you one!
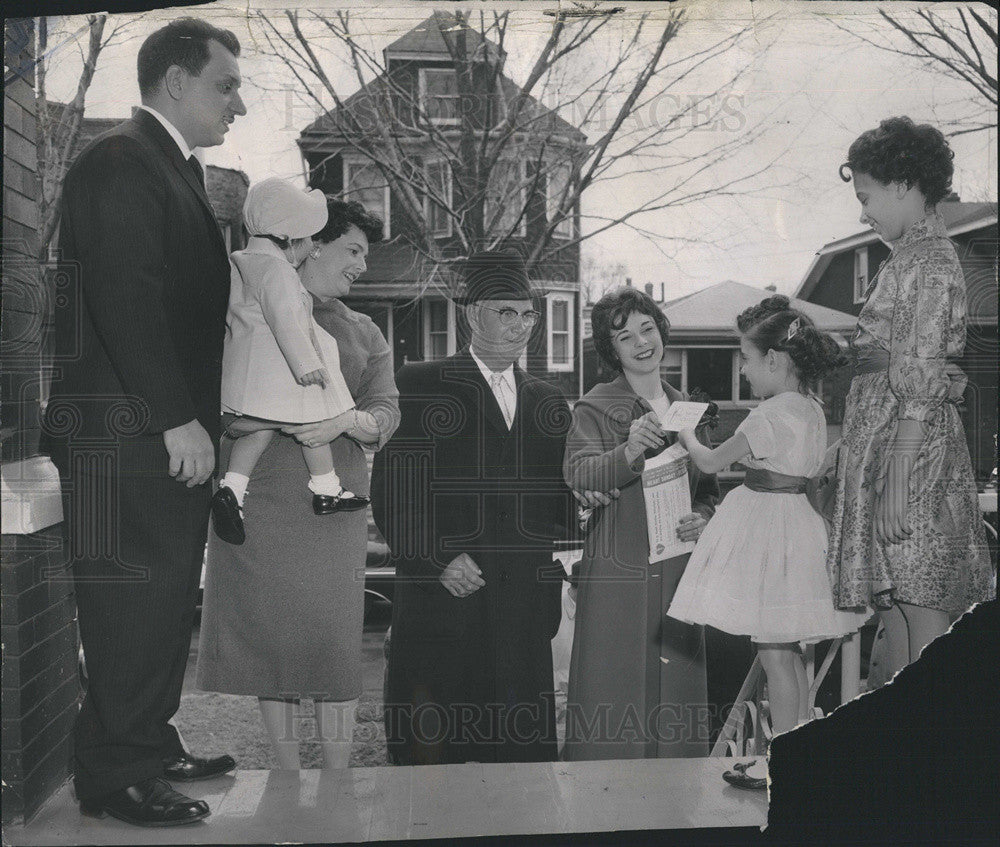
[591,287,670,373]
[737,295,846,391]
[314,198,385,245]
[839,116,955,205]
[137,18,241,98]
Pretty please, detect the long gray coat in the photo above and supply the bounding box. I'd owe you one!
[563,374,719,760]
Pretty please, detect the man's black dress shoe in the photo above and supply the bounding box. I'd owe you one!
[211,486,245,544]
[313,492,370,514]
[163,751,237,782]
[79,777,209,827]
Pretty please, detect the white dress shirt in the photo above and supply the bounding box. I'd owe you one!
[138,105,194,161]
[470,347,517,429]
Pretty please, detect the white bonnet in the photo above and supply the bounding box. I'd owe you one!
[243,177,328,240]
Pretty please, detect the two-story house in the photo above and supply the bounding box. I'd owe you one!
[795,201,998,480]
[297,12,588,397]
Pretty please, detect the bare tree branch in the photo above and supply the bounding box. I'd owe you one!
[252,9,783,278]
[37,13,111,260]
[831,6,997,136]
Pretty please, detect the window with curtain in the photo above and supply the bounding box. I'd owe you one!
[546,163,573,239]
[425,160,452,237]
[484,159,524,237]
[425,300,451,360]
[344,161,389,236]
[547,294,574,371]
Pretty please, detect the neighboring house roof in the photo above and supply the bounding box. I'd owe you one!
[795,201,999,301]
[384,11,505,63]
[660,280,858,340]
[204,165,250,225]
[46,101,121,162]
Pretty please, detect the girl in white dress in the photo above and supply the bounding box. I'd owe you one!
[667,296,869,786]
[212,178,366,546]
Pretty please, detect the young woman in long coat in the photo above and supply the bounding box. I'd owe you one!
[563,288,719,761]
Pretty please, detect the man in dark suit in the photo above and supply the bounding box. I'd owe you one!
[43,18,246,826]
[372,252,579,765]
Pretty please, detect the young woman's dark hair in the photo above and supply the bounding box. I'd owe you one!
[737,295,846,391]
[314,198,385,245]
[838,116,955,206]
[591,287,670,372]
[137,17,241,98]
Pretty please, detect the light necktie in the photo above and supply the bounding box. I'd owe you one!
[490,373,513,429]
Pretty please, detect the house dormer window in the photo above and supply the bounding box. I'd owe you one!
[853,246,869,304]
[419,67,459,125]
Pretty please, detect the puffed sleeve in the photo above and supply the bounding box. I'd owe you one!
[253,261,325,379]
[888,248,966,422]
[563,399,642,493]
[736,406,777,459]
[353,320,400,451]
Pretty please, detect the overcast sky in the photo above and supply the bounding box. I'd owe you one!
[44,1,998,299]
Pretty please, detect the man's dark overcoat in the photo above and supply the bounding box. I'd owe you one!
[372,348,576,765]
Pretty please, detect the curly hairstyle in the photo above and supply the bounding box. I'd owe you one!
[737,295,846,391]
[839,116,955,205]
[137,18,241,98]
[591,287,670,373]
[314,198,385,245]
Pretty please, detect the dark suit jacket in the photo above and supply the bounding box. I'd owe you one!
[371,349,576,763]
[46,108,230,449]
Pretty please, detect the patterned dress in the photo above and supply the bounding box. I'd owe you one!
[827,214,995,613]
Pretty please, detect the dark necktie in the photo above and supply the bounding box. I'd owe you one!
[187,155,204,188]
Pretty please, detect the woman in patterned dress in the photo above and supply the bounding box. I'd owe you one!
[829,117,994,680]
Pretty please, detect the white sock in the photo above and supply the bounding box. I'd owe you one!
[308,470,344,497]
[220,472,250,506]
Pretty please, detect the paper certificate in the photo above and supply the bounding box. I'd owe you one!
[656,401,710,432]
[642,443,695,563]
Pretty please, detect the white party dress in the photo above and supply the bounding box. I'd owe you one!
[667,392,870,643]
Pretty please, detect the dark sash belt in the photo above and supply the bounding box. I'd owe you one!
[743,468,809,494]
[852,348,890,378]
[851,347,967,401]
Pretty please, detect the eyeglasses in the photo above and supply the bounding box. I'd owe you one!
[478,306,541,327]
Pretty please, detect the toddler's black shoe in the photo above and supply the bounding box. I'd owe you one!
[312,492,370,514]
[211,486,245,544]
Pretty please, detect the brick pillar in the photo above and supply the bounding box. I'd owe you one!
[2,18,82,826]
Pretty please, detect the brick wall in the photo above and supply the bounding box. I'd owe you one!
[1,533,79,824]
[2,19,81,826]
[3,19,44,463]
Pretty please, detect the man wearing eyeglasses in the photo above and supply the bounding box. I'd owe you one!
[373,250,588,766]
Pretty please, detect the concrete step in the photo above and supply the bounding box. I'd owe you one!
[5,758,767,844]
